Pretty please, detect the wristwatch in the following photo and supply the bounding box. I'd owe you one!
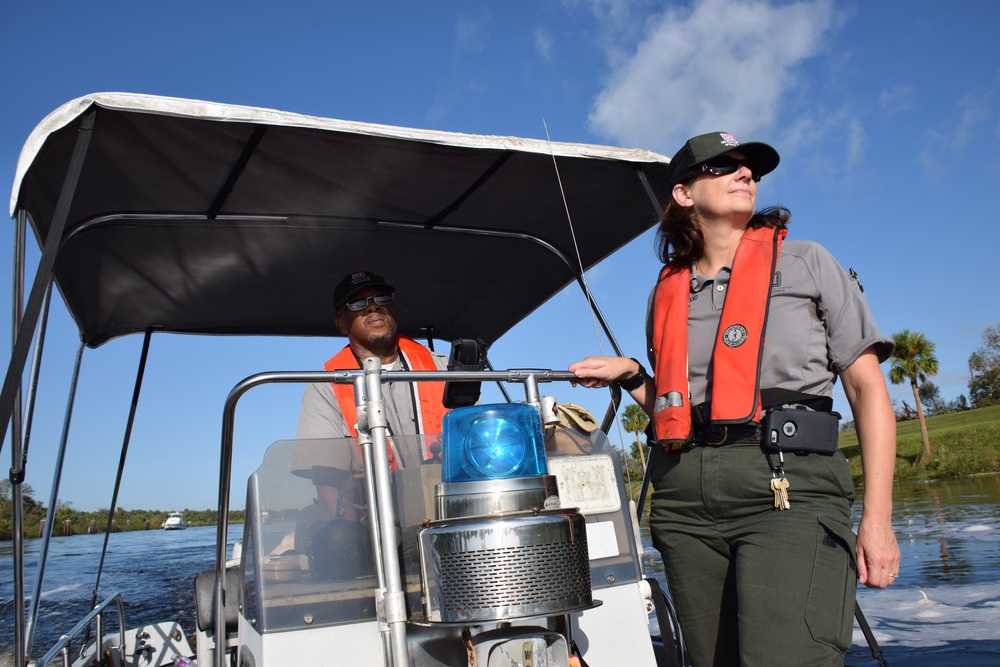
[617,358,648,392]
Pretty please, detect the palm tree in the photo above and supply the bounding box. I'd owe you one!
[889,330,939,459]
[621,403,650,472]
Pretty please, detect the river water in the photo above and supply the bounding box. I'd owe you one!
[2,474,999,666]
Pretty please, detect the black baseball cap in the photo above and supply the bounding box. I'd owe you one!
[333,270,394,308]
[666,132,780,187]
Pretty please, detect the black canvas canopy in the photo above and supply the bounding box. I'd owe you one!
[10,93,671,348]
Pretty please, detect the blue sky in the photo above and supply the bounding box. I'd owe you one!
[1,0,998,512]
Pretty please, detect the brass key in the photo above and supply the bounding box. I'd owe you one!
[770,476,791,511]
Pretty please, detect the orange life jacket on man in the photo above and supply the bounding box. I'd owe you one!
[326,335,448,467]
[650,225,785,446]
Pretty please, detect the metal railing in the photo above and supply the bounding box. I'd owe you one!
[35,591,126,667]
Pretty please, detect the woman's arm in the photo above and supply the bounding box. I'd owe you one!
[569,356,655,414]
[839,346,900,588]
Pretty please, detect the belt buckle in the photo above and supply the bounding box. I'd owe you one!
[705,424,728,446]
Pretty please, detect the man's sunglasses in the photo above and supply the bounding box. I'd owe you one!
[684,156,761,183]
[343,292,395,311]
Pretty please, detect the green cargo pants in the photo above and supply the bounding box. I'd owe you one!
[648,442,857,667]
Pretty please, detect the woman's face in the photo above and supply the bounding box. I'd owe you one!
[672,151,757,224]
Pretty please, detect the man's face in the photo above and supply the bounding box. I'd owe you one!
[335,287,398,346]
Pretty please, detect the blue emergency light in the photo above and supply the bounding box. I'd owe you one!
[441,403,548,483]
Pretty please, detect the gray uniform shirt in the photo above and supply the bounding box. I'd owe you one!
[647,239,892,406]
[297,348,450,439]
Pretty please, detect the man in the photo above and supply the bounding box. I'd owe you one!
[297,269,449,448]
[292,270,449,536]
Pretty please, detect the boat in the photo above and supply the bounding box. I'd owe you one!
[2,93,685,667]
[162,512,186,530]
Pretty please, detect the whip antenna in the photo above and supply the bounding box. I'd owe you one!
[543,119,605,356]
[544,120,636,494]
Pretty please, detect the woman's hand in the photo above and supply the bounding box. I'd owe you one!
[568,356,637,388]
[570,356,653,414]
[856,514,900,588]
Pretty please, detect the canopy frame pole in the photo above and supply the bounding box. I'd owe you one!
[22,283,56,658]
[0,109,96,457]
[378,220,629,356]
[89,329,153,613]
[206,125,267,220]
[6,210,25,461]
[9,209,26,667]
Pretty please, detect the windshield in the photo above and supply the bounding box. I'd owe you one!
[242,435,442,632]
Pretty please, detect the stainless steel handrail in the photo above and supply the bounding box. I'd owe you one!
[35,592,126,667]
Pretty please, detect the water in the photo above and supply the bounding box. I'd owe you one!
[2,476,999,665]
[0,525,241,663]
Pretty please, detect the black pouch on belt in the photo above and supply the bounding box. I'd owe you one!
[762,406,842,454]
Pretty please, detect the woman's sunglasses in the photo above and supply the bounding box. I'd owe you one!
[684,156,761,183]
[343,292,395,311]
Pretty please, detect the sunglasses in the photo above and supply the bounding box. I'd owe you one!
[685,156,761,183]
[343,292,394,311]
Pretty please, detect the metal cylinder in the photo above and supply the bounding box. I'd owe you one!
[435,475,559,520]
[418,509,592,623]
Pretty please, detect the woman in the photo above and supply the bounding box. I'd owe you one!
[570,132,899,666]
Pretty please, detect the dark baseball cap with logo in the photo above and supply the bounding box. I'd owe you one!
[666,132,780,188]
[333,270,394,308]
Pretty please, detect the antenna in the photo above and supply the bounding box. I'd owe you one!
[542,119,605,357]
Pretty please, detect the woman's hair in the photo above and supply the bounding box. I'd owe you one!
[654,198,791,266]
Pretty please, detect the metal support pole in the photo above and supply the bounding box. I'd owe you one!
[24,286,61,657]
[91,329,153,604]
[0,109,95,455]
[360,358,409,667]
[9,209,26,667]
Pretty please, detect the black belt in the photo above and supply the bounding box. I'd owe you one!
[690,422,762,446]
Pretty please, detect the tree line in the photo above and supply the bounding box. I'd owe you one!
[0,481,244,541]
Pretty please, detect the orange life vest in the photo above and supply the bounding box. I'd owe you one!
[651,225,785,445]
[327,336,448,466]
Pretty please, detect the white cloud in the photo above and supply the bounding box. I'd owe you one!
[879,84,915,116]
[587,0,837,152]
[777,105,865,174]
[534,28,554,62]
[846,117,867,164]
[918,86,997,173]
[949,89,993,152]
[455,11,490,54]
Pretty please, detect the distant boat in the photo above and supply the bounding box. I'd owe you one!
[162,512,186,530]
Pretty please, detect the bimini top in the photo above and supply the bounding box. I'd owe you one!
[10,93,671,347]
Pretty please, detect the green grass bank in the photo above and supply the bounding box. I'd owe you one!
[839,404,1000,485]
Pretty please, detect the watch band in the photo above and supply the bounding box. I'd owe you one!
[617,358,648,392]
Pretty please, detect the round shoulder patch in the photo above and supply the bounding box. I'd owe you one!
[722,324,748,348]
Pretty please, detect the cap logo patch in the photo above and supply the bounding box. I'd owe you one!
[722,324,748,348]
[719,133,740,147]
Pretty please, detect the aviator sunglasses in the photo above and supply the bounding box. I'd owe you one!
[343,292,395,311]
[685,156,761,183]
